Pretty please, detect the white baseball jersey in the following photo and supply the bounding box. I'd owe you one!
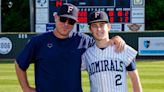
[81,44,137,92]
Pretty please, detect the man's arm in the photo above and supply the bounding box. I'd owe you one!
[15,61,36,92]
[128,70,142,92]
[111,36,126,52]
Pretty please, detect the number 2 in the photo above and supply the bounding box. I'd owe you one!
[115,74,122,86]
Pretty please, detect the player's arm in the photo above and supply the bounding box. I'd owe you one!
[111,35,126,53]
[128,70,142,92]
[81,53,87,71]
[126,61,142,92]
[15,61,36,92]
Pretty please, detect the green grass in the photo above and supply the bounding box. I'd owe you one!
[0,60,164,92]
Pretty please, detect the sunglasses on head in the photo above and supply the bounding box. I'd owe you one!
[59,17,76,25]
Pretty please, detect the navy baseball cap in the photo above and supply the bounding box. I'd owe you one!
[57,3,79,21]
[88,11,109,25]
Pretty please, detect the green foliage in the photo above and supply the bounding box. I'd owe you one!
[2,0,30,32]
[145,0,164,30]
[1,0,164,32]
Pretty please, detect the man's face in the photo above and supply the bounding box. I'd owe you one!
[55,15,76,37]
[90,22,110,41]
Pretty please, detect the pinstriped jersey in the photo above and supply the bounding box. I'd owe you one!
[81,44,137,92]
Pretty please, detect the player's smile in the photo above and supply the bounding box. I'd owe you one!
[90,22,109,40]
[96,30,105,37]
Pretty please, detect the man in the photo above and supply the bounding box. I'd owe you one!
[81,11,142,92]
[15,3,125,92]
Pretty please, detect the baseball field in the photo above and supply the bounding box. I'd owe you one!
[0,60,164,92]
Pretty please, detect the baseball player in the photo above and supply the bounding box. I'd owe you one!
[81,11,142,92]
[15,3,126,92]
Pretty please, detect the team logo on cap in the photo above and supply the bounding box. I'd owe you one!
[67,6,74,13]
[95,12,100,18]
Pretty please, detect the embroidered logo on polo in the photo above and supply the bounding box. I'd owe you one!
[47,43,53,48]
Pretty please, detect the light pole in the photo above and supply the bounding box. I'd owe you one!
[0,0,1,32]
[29,0,34,32]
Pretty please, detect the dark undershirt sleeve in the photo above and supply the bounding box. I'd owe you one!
[126,60,136,71]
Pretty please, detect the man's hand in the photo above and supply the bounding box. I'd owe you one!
[23,87,36,92]
[111,36,126,53]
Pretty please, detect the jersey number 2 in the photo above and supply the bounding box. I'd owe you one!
[115,74,122,86]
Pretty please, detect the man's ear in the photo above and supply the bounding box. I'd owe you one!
[54,14,59,22]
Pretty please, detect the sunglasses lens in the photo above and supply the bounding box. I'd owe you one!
[68,19,76,25]
[60,17,76,25]
[60,17,67,23]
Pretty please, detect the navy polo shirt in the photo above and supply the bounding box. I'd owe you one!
[16,32,94,92]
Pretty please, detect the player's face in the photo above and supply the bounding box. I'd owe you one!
[54,15,76,38]
[90,22,110,41]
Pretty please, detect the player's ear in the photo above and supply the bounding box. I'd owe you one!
[107,23,111,31]
[89,26,93,33]
[107,23,111,29]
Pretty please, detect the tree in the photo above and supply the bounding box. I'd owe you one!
[145,0,164,30]
[2,0,30,32]
[1,0,164,32]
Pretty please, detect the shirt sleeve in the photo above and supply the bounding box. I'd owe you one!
[16,37,36,71]
[78,33,95,49]
[124,45,138,66]
[126,60,136,71]
[87,35,95,48]
[81,53,87,70]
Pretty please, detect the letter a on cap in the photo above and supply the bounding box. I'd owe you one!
[95,12,100,18]
[67,6,74,13]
